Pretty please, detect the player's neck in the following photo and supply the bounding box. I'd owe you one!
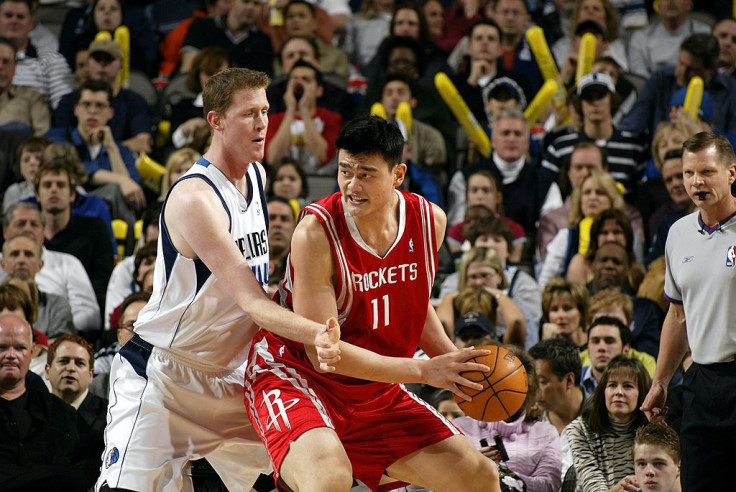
[351,193,400,254]
[204,145,251,186]
[700,196,736,227]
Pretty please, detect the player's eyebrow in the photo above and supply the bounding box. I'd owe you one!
[338,162,380,173]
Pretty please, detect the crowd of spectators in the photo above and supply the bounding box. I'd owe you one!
[0,0,732,490]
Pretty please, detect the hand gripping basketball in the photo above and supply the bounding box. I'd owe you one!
[420,347,491,401]
[454,345,528,422]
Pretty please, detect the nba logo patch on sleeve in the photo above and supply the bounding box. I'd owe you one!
[727,246,736,267]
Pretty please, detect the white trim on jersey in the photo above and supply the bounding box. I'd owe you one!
[399,383,460,435]
[343,190,407,259]
[417,195,437,294]
[302,202,354,324]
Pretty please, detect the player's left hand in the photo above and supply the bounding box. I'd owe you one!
[315,317,341,372]
[421,347,490,401]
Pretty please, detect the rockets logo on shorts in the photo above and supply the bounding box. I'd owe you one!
[261,389,300,432]
[727,245,736,267]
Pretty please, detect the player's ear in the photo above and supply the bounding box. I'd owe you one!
[207,111,222,131]
[393,163,407,187]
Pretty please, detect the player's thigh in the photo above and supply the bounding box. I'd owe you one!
[386,434,499,492]
[279,427,352,490]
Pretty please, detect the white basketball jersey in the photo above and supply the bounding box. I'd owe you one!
[134,157,269,370]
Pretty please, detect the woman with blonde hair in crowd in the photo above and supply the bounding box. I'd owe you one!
[160,148,201,199]
[437,247,526,348]
[538,170,627,287]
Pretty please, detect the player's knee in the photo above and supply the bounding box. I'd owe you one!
[316,464,353,492]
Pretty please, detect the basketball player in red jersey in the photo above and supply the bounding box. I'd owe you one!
[246,116,501,492]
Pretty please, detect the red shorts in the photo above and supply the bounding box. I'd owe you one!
[244,331,459,491]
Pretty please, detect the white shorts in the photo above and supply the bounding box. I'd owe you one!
[96,335,271,492]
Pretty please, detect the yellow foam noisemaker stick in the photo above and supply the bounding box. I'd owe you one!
[526,26,569,123]
[683,76,703,121]
[370,102,387,119]
[524,80,557,126]
[114,26,130,89]
[575,33,596,84]
[578,216,594,255]
[94,31,112,41]
[396,101,412,139]
[434,72,491,157]
[526,27,565,96]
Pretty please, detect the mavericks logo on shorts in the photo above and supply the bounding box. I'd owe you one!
[105,447,120,468]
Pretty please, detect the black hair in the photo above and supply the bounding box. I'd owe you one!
[335,116,404,169]
[529,338,582,385]
[680,33,720,70]
[284,0,316,18]
[588,315,631,347]
[290,58,323,86]
[77,79,113,105]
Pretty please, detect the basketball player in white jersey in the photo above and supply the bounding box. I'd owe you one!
[96,68,340,492]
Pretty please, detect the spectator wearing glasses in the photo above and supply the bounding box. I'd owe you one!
[53,39,152,155]
[46,80,145,221]
[90,290,150,399]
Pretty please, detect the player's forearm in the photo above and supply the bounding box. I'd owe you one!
[317,342,424,383]
[652,305,688,386]
[419,305,457,358]
[248,296,324,345]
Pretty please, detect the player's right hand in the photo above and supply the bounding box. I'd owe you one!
[640,380,668,424]
[421,347,490,402]
[315,317,341,372]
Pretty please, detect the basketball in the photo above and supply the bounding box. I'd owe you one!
[454,345,528,422]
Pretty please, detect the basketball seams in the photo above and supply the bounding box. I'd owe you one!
[455,345,528,422]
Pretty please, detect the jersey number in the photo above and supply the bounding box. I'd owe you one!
[371,294,390,330]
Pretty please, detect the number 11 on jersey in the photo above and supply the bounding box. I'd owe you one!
[371,294,390,330]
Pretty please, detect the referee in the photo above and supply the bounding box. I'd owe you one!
[641,131,736,491]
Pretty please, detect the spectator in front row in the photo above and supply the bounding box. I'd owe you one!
[0,313,102,491]
[633,424,682,492]
[529,338,586,479]
[566,356,651,492]
[46,334,107,435]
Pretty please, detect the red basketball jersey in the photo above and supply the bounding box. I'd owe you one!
[277,189,438,386]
